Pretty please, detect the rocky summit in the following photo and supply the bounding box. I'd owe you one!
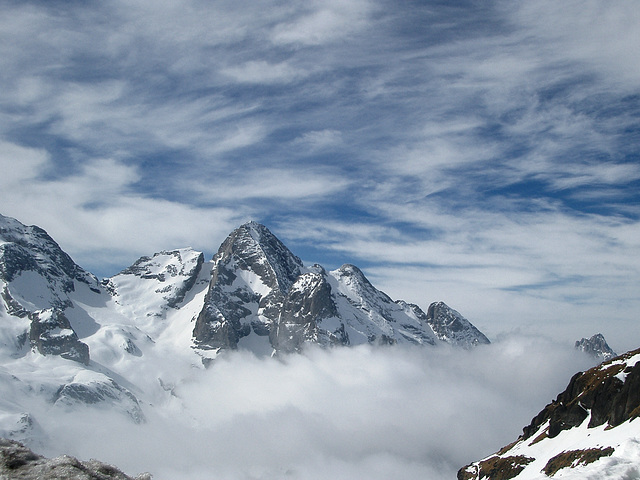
[575,333,617,362]
[191,222,490,358]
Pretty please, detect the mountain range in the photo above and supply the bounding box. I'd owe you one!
[0,213,488,436]
[1,212,637,479]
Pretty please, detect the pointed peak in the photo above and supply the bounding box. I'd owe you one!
[575,333,617,361]
[238,220,267,232]
[231,221,279,246]
[426,301,490,348]
[214,221,303,293]
[333,264,375,288]
[336,263,362,275]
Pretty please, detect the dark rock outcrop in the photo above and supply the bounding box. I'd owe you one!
[459,347,640,479]
[28,309,90,365]
[271,271,342,353]
[0,438,150,480]
[522,347,640,440]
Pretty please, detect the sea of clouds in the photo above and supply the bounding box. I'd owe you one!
[33,334,593,480]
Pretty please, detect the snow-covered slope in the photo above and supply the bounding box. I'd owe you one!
[458,347,640,480]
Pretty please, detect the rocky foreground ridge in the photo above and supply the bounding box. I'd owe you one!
[458,347,640,480]
[0,438,149,480]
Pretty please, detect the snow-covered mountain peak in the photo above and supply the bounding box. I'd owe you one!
[426,301,490,348]
[192,223,492,355]
[217,222,303,294]
[0,214,99,312]
[105,248,205,313]
[575,333,617,362]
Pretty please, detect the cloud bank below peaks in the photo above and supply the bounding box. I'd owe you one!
[36,336,592,480]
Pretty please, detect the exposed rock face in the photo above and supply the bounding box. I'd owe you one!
[0,214,100,311]
[193,222,304,350]
[0,438,150,480]
[575,333,617,362]
[522,347,640,439]
[458,347,640,480]
[192,222,489,355]
[28,309,90,365]
[271,270,341,353]
[426,301,490,348]
[1,284,29,318]
[0,214,98,364]
[54,373,145,424]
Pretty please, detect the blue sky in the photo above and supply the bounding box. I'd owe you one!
[1,0,639,350]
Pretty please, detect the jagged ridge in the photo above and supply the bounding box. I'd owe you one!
[192,222,489,356]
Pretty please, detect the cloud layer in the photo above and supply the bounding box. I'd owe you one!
[34,337,592,480]
[0,1,639,349]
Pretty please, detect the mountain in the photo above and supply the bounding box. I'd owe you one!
[458,347,640,480]
[426,301,490,348]
[575,333,617,362]
[0,214,99,311]
[191,221,489,359]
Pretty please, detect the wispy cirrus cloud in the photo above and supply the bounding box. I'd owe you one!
[0,0,638,348]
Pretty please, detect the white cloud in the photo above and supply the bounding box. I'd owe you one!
[222,60,308,85]
[32,338,592,480]
[295,129,344,150]
[184,166,351,203]
[0,141,49,185]
[271,0,374,46]
[506,0,640,91]
[0,150,244,275]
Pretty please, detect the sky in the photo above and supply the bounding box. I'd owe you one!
[0,0,639,351]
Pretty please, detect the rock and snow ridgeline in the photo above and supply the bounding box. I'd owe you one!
[192,221,490,358]
[458,348,640,480]
[1,214,491,366]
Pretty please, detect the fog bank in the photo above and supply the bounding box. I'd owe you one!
[36,335,592,480]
